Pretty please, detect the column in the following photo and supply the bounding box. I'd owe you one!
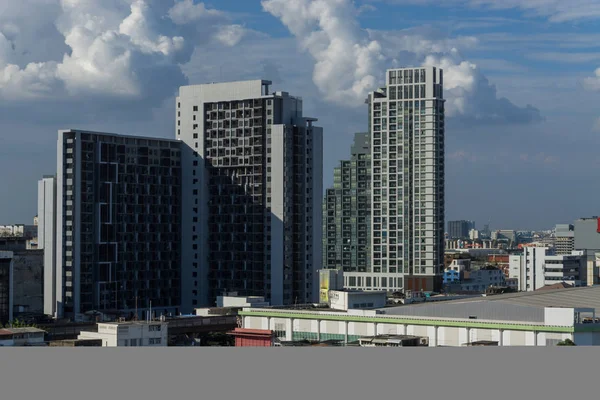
[267,317,272,331]
[286,318,294,341]
[533,331,538,347]
[317,320,321,342]
[466,328,472,345]
[498,329,504,346]
[344,321,349,344]
[430,327,438,347]
[374,322,379,336]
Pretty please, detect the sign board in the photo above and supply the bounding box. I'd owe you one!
[319,271,330,303]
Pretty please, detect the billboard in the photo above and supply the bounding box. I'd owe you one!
[319,271,330,303]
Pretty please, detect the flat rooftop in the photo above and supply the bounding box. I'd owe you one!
[99,320,166,326]
[379,286,600,323]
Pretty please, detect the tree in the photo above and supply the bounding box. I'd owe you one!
[557,338,576,346]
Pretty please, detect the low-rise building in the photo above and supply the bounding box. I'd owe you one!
[77,321,168,347]
[544,252,586,287]
[460,266,506,293]
[240,286,600,346]
[8,327,46,346]
[327,290,387,311]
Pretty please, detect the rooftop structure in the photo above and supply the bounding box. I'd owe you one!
[240,286,600,346]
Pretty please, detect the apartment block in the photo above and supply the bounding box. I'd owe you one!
[176,80,323,309]
[323,132,371,273]
[554,224,574,255]
[344,67,445,292]
[53,130,183,319]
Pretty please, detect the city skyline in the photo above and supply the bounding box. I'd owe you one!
[3,0,600,230]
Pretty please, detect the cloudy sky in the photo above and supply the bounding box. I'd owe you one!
[1,0,599,230]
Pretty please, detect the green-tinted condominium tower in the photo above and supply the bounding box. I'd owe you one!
[323,132,371,273]
[340,67,445,293]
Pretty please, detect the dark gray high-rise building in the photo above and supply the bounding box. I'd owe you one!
[448,220,471,239]
[323,132,371,273]
[50,130,183,319]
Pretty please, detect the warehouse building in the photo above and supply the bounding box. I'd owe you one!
[239,286,600,346]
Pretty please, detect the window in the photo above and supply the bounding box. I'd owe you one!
[193,106,198,111]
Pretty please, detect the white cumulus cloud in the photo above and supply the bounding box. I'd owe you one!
[262,0,541,124]
[0,0,244,119]
[262,0,387,106]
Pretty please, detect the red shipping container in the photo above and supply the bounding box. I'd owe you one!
[228,328,275,347]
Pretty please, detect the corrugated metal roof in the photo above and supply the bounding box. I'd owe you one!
[382,300,546,322]
[379,286,600,322]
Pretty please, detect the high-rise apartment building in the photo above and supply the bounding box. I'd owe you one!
[176,80,323,309]
[52,130,183,319]
[447,220,471,239]
[323,132,371,273]
[341,67,445,293]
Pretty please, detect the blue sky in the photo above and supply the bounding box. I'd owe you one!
[1,0,600,230]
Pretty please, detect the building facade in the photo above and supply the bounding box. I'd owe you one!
[77,321,168,347]
[176,80,323,309]
[53,130,183,319]
[345,67,444,293]
[574,217,600,262]
[448,220,471,239]
[544,252,586,287]
[0,251,13,326]
[323,132,371,273]
[239,302,598,346]
[38,175,58,316]
[11,250,43,315]
[510,247,547,292]
[554,224,575,255]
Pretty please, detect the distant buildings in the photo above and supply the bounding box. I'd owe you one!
[448,220,472,239]
[510,247,547,292]
[574,217,600,262]
[323,132,371,273]
[555,224,575,255]
[509,247,586,291]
